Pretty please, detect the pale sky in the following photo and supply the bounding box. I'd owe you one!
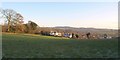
[1,2,118,29]
[1,0,119,2]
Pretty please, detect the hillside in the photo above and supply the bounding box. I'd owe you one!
[54,26,118,37]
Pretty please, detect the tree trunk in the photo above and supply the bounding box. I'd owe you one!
[7,19,10,32]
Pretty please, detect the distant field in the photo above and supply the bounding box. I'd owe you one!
[2,33,118,58]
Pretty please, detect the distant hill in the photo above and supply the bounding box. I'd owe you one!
[54,26,118,37]
[34,26,118,37]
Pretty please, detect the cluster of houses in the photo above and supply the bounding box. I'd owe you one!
[49,31,72,38]
[40,31,114,39]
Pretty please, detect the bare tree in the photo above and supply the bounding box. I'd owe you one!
[13,13,24,32]
[0,9,17,32]
[0,9,24,32]
[86,32,91,39]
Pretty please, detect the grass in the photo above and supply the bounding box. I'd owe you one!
[2,33,118,58]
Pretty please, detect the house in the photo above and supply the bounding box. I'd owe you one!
[50,31,62,37]
[55,32,62,37]
[64,33,72,38]
[50,31,55,36]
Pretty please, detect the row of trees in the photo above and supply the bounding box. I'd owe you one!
[0,9,38,33]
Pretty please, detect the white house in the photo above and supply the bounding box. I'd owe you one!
[50,31,62,37]
[50,31,55,36]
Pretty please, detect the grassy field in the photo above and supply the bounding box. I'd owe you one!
[2,33,118,58]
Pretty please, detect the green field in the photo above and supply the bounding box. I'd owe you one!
[2,33,118,58]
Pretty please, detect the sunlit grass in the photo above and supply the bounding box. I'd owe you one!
[2,33,118,58]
